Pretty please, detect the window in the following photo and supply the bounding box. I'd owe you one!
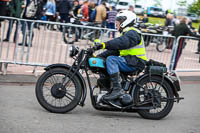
[118,2,128,6]
[135,5,142,8]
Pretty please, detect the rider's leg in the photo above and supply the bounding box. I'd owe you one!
[104,56,136,100]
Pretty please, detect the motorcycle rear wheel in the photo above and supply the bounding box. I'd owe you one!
[134,75,174,120]
[35,68,82,113]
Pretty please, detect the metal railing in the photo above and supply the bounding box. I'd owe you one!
[1,16,199,75]
[170,36,200,72]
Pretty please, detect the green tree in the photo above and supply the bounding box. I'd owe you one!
[188,0,200,16]
[177,0,187,7]
[154,0,162,7]
[133,0,140,5]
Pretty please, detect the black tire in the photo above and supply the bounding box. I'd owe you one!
[134,75,174,120]
[35,68,82,113]
[63,27,80,44]
[156,38,167,52]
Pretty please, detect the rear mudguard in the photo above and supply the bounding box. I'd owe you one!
[132,73,180,99]
[44,64,87,106]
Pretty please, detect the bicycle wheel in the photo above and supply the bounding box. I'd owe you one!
[63,27,80,44]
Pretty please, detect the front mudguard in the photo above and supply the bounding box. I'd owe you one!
[132,73,181,100]
[44,64,87,106]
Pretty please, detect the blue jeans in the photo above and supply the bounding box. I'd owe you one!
[106,56,136,75]
[5,20,18,42]
[108,23,116,38]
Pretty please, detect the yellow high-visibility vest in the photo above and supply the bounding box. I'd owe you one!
[120,27,147,61]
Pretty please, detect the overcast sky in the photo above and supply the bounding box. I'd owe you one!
[136,0,196,10]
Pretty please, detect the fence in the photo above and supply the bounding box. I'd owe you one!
[170,36,200,72]
[0,16,199,75]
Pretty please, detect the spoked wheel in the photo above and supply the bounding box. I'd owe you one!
[134,75,174,120]
[156,38,167,52]
[63,27,80,44]
[35,68,82,113]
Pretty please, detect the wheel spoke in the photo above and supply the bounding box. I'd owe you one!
[65,94,73,101]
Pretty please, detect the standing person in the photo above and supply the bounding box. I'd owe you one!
[0,0,11,41]
[171,17,200,70]
[165,13,175,27]
[95,1,106,27]
[3,0,26,42]
[107,5,117,38]
[80,0,89,21]
[128,5,134,12]
[44,0,56,30]
[93,10,147,100]
[57,0,71,23]
[142,14,148,23]
[72,0,81,17]
[195,25,200,54]
[19,0,47,46]
[88,2,96,22]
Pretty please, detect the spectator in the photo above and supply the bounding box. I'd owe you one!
[107,5,117,38]
[19,0,47,46]
[171,17,200,70]
[142,14,148,23]
[72,0,81,17]
[128,5,134,13]
[44,0,56,30]
[95,1,107,26]
[165,13,175,27]
[88,2,96,22]
[3,0,26,43]
[80,0,89,21]
[173,15,180,26]
[57,0,71,23]
[0,0,11,41]
[195,25,200,54]
[44,0,56,21]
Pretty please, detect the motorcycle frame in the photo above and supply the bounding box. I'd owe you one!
[45,48,183,112]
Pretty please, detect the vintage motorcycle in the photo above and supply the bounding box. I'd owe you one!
[35,45,183,120]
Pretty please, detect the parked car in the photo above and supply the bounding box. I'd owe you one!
[147,7,165,18]
[134,5,144,15]
[107,0,134,10]
[187,13,198,22]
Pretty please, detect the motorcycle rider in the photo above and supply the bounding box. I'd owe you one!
[93,10,147,101]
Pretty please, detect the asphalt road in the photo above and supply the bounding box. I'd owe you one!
[0,83,200,133]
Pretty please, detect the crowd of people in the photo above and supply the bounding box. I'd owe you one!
[0,0,151,41]
[0,1,200,62]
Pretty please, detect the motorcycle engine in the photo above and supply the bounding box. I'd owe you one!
[120,94,133,106]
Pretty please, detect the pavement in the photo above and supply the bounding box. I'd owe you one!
[0,78,200,133]
[0,67,200,133]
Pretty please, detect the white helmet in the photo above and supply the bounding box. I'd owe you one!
[116,10,137,31]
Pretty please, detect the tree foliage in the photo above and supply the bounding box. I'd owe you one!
[177,0,187,7]
[188,0,200,16]
[153,0,162,7]
[133,0,140,5]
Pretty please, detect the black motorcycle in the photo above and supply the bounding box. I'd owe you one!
[35,45,183,120]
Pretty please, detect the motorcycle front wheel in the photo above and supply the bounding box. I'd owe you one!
[134,75,174,120]
[35,68,82,113]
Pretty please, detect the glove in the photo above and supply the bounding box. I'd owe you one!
[93,42,103,51]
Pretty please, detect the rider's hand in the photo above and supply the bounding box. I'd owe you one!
[93,43,104,50]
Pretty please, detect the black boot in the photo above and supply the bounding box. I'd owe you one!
[104,72,124,100]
